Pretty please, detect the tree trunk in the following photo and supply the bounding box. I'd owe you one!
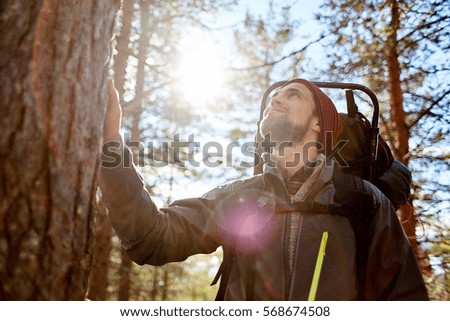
[118,251,132,300]
[114,0,135,101]
[150,266,159,300]
[386,0,415,245]
[386,0,409,162]
[161,270,169,300]
[386,1,428,273]
[0,0,120,299]
[86,200,113,300]
[128,1,152,142]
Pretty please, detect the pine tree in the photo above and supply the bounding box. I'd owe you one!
[317,0,450,299]
[0,0,121,299]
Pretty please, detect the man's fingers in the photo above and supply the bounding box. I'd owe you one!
[108,79,120,106]
[104,79,122,141]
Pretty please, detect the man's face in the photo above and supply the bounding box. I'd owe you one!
[260,82,319,145]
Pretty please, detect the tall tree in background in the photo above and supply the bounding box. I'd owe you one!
[317,0,449,299]
[0,0,120,299]
[88,0,242,300]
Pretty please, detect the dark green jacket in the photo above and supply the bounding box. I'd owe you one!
[99,137,428,300]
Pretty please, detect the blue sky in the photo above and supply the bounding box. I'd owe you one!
[153,1,332,202]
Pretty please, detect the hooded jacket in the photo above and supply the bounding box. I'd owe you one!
[99,136,428,300]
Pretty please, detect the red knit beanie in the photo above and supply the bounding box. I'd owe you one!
[282,78,343,153]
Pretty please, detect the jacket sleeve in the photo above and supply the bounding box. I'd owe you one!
[98,136,221,266]
[364,184,429,300]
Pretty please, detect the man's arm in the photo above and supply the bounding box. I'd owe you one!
[364,186,429,300]
[99,81,220,265]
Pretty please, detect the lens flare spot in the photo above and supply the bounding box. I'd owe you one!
[218,199,276,253]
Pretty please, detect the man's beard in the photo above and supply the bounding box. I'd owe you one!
[260,113,308,147]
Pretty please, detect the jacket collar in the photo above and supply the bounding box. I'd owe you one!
[261,152,335,203]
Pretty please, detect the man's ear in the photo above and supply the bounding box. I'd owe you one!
[311,116,321,134]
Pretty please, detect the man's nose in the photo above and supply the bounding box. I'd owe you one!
[263,96,282,117]
[271,95,283,107]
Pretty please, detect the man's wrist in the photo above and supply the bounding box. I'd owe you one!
[104,132,121,143]
[101,134,125,169]
[104,133,122,143]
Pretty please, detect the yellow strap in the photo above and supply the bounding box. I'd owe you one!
[308,231,329,301]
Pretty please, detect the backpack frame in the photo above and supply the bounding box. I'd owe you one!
[255,81,380,179]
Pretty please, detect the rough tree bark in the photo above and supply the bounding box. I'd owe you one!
[0,0,121,299]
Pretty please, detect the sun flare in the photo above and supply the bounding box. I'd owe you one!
[176,32,229,107]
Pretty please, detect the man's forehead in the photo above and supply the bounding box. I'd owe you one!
[273,82,313,97]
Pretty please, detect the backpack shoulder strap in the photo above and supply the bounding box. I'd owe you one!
[275,172,379,299]
[211,248,235,301]
[332,171,379,299]
[212,249,256,301]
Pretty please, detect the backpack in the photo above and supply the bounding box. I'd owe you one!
[333,86,411,210]
[212,81,412,300]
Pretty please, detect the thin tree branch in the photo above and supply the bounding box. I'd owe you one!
[398,15,450,44]
[229,34,327,71]
[407,88,450,129]
[123,80,172,111]
[187,16,245,30]
[407,64,450,75]
[401,23,450,51]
